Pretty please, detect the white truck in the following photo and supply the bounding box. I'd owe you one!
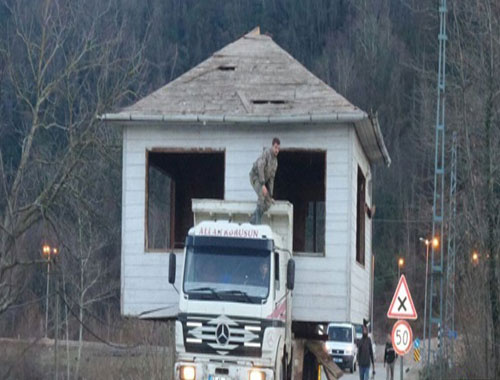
[168,199,341,380]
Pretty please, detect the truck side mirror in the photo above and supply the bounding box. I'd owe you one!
[168,253,176,284]
[286,259,295,290]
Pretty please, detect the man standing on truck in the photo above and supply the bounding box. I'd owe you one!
[249,137,280,224]
[357,325,375,380]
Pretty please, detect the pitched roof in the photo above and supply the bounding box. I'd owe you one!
[102,28,390,165]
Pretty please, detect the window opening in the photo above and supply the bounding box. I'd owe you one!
[274,151,325,254]
[251,99,287,105]
[218,65,236,71]
[356,166,366,265]
[305,201,325,252]
[146,151,224,250]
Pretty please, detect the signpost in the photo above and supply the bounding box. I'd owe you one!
[414,347,421,362]
[388,275,418,380]
[392,320,413,356]
[414,338,420,349]
[387,275,417,320]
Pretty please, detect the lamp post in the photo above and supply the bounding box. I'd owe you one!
[419,236,438,358]
[42,244,59,338]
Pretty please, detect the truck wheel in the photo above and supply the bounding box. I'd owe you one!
[302,351,317,380]
[280,358,286,380]
[350,361,354,373]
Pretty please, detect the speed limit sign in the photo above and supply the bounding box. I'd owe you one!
[391,320,413,355]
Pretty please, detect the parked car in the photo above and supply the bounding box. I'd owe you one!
[325,322,357,373]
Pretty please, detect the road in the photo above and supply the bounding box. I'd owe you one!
[339,360,420,380]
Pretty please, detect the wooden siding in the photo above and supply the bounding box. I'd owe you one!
[349,130,372,324]
[121,123,361,323]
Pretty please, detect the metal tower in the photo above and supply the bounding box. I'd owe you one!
[427,0,447,370]
[444,131,457,367]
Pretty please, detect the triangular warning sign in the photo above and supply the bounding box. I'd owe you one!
[387,275,418,320]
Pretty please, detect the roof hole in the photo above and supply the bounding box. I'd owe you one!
[218,65,236,71]
[252,100,287,105]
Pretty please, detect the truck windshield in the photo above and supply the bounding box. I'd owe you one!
[328,327,352,343]
[183,244,271,304]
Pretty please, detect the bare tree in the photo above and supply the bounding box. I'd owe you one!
[0,0,145,316]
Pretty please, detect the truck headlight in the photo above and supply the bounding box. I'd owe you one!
[180,365,195,380]
[345,348,353,355]
[249,369,266,380]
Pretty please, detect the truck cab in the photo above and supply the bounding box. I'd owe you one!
[172,220,294,380]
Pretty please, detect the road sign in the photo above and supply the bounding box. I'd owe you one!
[387,275,418,320]
[448,329,457,340]
[414,338,420,349]
[391,320,413,356]
[413,347,421,362]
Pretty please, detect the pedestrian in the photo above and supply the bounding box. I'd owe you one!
[249,137,280,224]
[384,334,397,380]
[356,325,375,380]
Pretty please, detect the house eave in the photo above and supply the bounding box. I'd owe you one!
[98,111,366,124]
[98,111,391,166]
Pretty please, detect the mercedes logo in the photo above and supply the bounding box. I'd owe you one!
[216,323,230,345]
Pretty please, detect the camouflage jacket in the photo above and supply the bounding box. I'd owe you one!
[250,148,278,196]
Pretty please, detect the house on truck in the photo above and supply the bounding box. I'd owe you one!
[101,27,390,327]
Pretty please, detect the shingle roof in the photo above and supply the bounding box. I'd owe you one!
[102,28,390,165]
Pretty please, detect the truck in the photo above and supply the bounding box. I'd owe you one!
[167,199,342,380]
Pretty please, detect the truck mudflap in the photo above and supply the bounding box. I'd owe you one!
[292,339,343,380]
[305,341,343,380]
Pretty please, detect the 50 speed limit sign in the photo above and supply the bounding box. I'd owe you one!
[391,320,413,355]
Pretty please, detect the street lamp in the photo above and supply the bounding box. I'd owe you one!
[398,257,405,278]
[42,243,59,338]
[472,251,479,265]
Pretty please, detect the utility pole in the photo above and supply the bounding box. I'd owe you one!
[444,131,457,367]
[427,0,448,375]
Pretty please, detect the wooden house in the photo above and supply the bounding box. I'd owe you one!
[101,28,391,324]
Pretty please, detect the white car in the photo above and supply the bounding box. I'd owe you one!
[325,322,357,373]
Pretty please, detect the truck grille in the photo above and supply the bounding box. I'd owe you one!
[180,313,264,357]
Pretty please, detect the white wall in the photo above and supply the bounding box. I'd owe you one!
[120,122,370,323]
[349,129,373,325]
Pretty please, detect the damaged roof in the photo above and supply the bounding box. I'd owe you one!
[101,28,390,166]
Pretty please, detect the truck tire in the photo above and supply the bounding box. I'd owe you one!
[280,350,291,380]
[302,351,317,380]
[279,357,286,380]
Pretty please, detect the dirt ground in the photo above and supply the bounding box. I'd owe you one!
[0,337,173,380]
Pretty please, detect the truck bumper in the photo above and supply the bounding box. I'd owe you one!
[175,361,274,380]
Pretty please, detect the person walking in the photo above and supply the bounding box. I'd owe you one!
[357,325,375,380]
[249,138,280,224]
[384,334,397,380]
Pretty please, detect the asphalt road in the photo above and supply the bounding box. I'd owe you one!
[339,360,419,380]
